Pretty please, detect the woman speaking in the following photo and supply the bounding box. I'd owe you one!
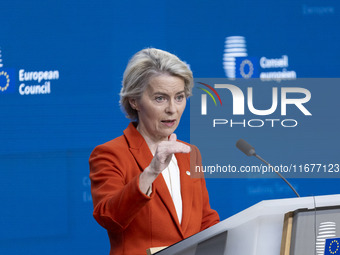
[89,48,219,255]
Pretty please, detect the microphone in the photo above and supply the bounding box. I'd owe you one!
[236,139,300,197]
[236,139,256,156]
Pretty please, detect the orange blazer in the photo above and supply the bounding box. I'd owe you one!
[89,123,219,255]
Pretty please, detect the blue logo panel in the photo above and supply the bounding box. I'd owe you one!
[0,68,15,94]
[325,238,340,255]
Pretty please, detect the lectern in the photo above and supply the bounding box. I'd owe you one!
[153,194,340,255]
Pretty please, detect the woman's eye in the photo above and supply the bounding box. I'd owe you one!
[155,96,165,102]
[176,95,185,102]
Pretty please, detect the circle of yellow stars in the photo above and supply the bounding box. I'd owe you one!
[329,240,340,254]
[240,59,254,79]
[0,71,10,92]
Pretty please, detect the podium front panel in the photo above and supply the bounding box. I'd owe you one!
[290,206,340,255]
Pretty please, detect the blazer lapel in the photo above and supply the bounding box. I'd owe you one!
[153,173,183,237]
[123,123,185,236]
[124,123,153,171]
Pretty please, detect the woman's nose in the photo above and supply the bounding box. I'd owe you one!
[165,99,176,114]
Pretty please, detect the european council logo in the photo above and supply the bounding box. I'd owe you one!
[325,238,340,255]
[235,57,259,79]
[0,68,15,93]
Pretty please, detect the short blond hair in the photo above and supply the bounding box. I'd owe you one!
[119,48,193,120]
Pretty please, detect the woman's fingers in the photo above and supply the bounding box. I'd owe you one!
[169,133,177,142]
[149,134,191,175]
[156,134,190,161]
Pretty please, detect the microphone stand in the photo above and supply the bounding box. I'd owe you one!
[255,154,300,197]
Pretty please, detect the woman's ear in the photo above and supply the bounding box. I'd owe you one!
[129,98,139,111]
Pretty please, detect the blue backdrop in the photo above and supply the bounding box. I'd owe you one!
[0,0,339,254]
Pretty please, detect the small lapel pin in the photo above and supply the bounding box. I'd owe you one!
[186,171,191,176]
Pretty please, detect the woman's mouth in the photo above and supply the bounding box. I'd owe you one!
[161,119,176,127]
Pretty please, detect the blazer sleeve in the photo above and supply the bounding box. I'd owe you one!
[191,145,220,231]
[200,176,220,230]
[89,143,154,233]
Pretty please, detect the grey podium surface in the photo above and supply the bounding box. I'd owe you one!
[155,194,340,255]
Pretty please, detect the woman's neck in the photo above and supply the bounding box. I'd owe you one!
[136,124,167,155]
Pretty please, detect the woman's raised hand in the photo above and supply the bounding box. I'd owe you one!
[139,134,191,194]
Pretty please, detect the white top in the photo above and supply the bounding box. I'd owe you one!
[161,155,183,224]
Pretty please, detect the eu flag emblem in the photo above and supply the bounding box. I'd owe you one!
[235,57,259,79]
[0,68,15,93]
[325,238,340,255]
